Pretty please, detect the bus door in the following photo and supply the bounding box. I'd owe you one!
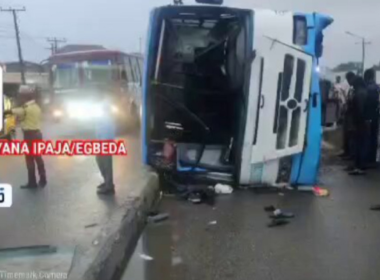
[240,37,312,183]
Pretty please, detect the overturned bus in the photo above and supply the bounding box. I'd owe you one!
[142,3,333,187]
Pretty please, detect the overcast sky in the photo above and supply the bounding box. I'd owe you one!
[0,0,377,68]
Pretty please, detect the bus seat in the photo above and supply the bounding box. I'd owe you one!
[177,143,233,173]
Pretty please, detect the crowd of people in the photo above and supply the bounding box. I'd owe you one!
[335,68,380,175]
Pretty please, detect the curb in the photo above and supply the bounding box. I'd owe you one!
[68,170,159,280]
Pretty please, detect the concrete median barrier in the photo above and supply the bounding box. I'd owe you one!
[68,170,159,280]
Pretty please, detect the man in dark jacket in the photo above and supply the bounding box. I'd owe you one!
[340,72,356,159]
[349,77,370,175]
[364,68,379,166]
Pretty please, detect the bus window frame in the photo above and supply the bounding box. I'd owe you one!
[293,16,308,46]
[134,57,143,85]
[128,56,137,83]
[130,56,141,84]
[123,56,135,83]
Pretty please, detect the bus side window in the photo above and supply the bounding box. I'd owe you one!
[134,57,143,85]
[121,68,127,81]
[124,57,135,83]
[138,58,144,78]
[293,16,308,46]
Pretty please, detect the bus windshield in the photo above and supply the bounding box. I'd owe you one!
[52,60,114,89]
[53,63,80,89]
[83,60,113,85]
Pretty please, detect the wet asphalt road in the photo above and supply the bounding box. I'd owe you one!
[123,162,380,280]
[0,119,144,249]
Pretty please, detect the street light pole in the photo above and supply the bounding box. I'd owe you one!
[346,31,371,75]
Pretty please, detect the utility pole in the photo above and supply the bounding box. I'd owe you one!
[346,31,371,75]
[1,7,26,84]
[46,37,67,54]
[46,43,55,55]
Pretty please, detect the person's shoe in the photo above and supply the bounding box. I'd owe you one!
[348,169,366,176]
[97,183,106,189]
[97,185,115,195]
[20,183,38,189]
[38,179,47,188]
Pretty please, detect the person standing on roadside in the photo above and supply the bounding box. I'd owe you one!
[364,68,380,167]
[348,77,370,175]
[339,72,357,159]
[3,85,47,188]
[95,94,116,195]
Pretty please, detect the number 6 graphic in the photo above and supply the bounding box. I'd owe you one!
[0,192,4,203]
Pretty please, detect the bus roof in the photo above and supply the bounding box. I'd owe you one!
[47,49,142,64]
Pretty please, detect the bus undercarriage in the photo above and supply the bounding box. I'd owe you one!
[144,5,332,188]
[146,6,252,184]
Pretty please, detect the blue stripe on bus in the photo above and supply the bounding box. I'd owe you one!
[142,9,159,164]
[290,13,333,185]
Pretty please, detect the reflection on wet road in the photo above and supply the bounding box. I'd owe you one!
[0,119,144,248]
[122,217,175,280]
[123,168,380,280]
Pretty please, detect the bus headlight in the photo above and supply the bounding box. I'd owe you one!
[67,102,104,119]
[111,105,119,114]
[53,109,63,118]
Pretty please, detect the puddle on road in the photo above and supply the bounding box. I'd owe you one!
[121,222,179,280]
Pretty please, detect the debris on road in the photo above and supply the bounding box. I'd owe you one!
[172,256,183,266]
[208,220,217,226]
[214,183,233,194]
[264,205,276,212]
[270,209,295,219]
[188,193,202,204]
[183,187,216,206]
[313,186,330,197]
[84,223,98,229]
[267,219,289,228]
[278,192,285,196]
[147,213,170,224]
[370,205,380,211]
[140,253,154,261]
